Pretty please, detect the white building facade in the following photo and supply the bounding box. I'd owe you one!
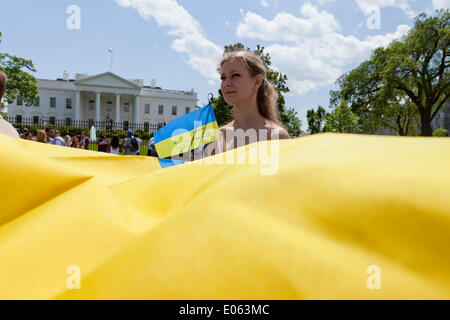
[7,72,198,131]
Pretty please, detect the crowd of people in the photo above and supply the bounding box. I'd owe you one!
[18,127,159,157]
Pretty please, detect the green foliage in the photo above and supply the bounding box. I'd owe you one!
[377,94,419,136]
[433,128,448,136]
[283,108,303,137]
[330,10,450,136]
[325,100,361,133]
[306,106,328,134]
[212,43,302,137]
[211,89,233,126]
[0,32,38,112]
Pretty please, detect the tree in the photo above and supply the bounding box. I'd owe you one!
[283,107,303,137]
[211,89,233,126]
[211,43,302,136]
[377,93,418,136]
[306,106,327,134]
[0,32,38,114]
[331,10,449,136]
[325,100,360,133]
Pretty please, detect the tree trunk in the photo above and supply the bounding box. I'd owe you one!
[420,111,433,136]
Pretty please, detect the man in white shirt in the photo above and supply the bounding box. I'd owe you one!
[134,133,142,155]
[53,130,66,146]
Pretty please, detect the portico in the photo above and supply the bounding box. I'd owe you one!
[74,72,142,123]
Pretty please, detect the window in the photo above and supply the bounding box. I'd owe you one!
[185,107,190,114]
[123,121,129,131]
[157,122,165,130]
[50,97,56,108]
[33,116,39,124]
[66,98,72,109]
[34,97,40,107]
[49,117,56,125]
[107,101,112,112]
[144,122,149,132]
[66,118,72,126]
[16,95,23,106]
[145,104,150,114]
[16,115,22,123]
[158,104,164,115]
[89,100,95,111]
[124,102,129,113]
[172,106,177,116]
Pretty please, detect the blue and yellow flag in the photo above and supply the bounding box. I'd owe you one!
[153,104,219,159]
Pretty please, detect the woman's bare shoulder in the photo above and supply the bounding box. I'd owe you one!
[266,121,290,139]
[220,122,234,131]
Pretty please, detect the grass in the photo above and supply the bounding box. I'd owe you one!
[88,141,149,156]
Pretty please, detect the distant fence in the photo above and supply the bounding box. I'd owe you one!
[8,117,163,134]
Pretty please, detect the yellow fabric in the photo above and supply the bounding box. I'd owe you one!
[0,133,449,299]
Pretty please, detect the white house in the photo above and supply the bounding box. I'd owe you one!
[7,71,198,130]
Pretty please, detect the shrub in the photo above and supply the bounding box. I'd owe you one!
[433,128,448,137]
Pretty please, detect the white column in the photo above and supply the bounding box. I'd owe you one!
[95,92,101,124]
[74,91,80,121]
[115,93,121,123]
[134,95,140,124]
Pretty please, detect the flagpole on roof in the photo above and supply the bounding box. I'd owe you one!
[111,46,113,72]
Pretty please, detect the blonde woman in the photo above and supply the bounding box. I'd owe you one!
[36,130,47,143]
[205,50,290,156]
[64,135,72,147]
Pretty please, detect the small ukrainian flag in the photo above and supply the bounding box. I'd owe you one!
[153,104,220,159]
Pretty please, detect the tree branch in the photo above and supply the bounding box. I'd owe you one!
[431,93,450,120]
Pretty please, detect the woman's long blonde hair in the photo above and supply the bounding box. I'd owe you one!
[220,50,281,125]
[36,130,47,143]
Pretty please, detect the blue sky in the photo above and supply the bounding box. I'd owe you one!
[0,0,448,130]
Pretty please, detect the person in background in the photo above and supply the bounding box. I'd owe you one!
[64,135,72,147]
[122,130,138,156]
[20,127,30,139]
[97,134,109,153]
[80,131,90,150]
[36,130,47,143]
[107,134,122,155]
[53,130,66,146]
[45,127,55,144]
[71,135,82,148]
[24,131,33,141]
[0,71,20,138]
[134,133,142,155]
[147,136,158,157]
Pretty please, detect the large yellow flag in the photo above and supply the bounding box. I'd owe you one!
[0,133,449,299]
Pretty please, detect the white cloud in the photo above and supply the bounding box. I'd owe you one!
[237,4,340,41]
[115,0,222,80]
[433,0,450,9]
[355,0,416,18]
[317,0,336,4]
[260,0,269,7]
[236,4,410,95]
